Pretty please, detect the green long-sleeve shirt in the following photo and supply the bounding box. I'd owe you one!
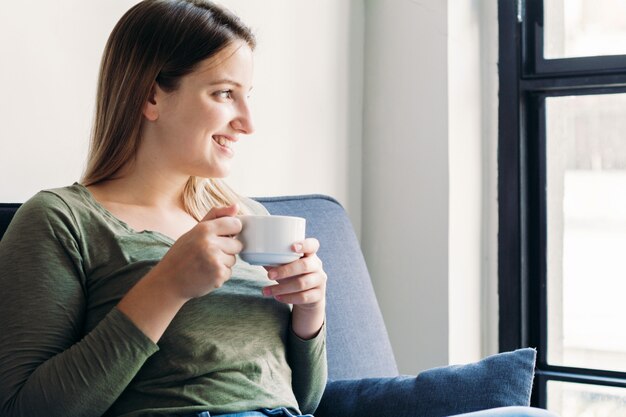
[0,184,327,417]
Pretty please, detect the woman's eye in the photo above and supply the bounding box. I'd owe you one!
[215,89,233,99]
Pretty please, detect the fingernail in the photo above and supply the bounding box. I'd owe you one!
[263,287,272,296]
[268,270,278,279]
[294,243,303,252]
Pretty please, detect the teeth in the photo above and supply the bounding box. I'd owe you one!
[215,136,232,149]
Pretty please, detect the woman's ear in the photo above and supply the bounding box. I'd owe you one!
[142,84,160,121]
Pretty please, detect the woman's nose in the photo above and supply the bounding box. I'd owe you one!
[231,101,255,134]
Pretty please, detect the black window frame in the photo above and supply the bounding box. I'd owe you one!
[498,0,626,409]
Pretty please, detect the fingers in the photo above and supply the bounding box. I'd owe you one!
[201,204,239,222]
[267,250,322,281]
[262,240,327,306]
[220,252,238,269]
[291,238,320,256]
[262,238,320,276]
[262,275,326,305]
[263,272,323,295]
[273,288,325,305]
[215,235,243,255]
[198,215,242,237]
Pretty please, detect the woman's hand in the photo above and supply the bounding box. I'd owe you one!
[153,204,243,300]
[262,238,327,339]
[117,204,242,342]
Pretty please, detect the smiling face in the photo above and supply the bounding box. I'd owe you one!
[140,40,255,180]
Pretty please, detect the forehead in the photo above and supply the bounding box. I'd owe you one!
[190,41,253,84]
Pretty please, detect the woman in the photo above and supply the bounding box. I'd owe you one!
[0,1,327,416]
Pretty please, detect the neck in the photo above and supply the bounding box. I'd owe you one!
[93,152,191,210]
[109,172,188,209]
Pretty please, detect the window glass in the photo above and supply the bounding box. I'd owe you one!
[547,381,626,417]
[546,93,626,373]
[544,0,626,58]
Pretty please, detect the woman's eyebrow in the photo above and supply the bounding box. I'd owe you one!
[208,78,253,91]
[208,78,242,87]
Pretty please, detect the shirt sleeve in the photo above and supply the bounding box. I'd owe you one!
[287,322,328,415]
[0,192,159,417]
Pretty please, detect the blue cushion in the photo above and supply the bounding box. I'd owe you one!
[257,195,398,379]
[314,348,536,417]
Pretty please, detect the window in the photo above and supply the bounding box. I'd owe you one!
[498,1,626,415]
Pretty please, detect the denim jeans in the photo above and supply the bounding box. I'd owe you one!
[186,405,557,417]
[450,407,559,417]
[186,407,313,417]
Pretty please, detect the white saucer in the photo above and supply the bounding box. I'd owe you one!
[240,252,302,266]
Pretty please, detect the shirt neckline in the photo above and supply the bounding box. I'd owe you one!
[73,182,176,246]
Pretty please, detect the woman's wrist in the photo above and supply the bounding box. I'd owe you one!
[291,302,325,340]
[117,268,188,343]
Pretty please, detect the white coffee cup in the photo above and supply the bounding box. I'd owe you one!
[236,215,306,266]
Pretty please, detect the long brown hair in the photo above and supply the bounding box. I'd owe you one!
[82,0,256,219]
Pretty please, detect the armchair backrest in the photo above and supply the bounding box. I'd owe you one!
[0,195,398,380]
[0,204,20,239]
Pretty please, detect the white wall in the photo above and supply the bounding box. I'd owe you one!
[362,0,450,374]
[0,1,138,202]
[0,0,364,234]
[361,0,499,373]
[448,0,500,364]
[449,0,483,365]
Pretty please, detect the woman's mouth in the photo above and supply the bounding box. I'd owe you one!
[212,135,235,157]
[213,135,233,149]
